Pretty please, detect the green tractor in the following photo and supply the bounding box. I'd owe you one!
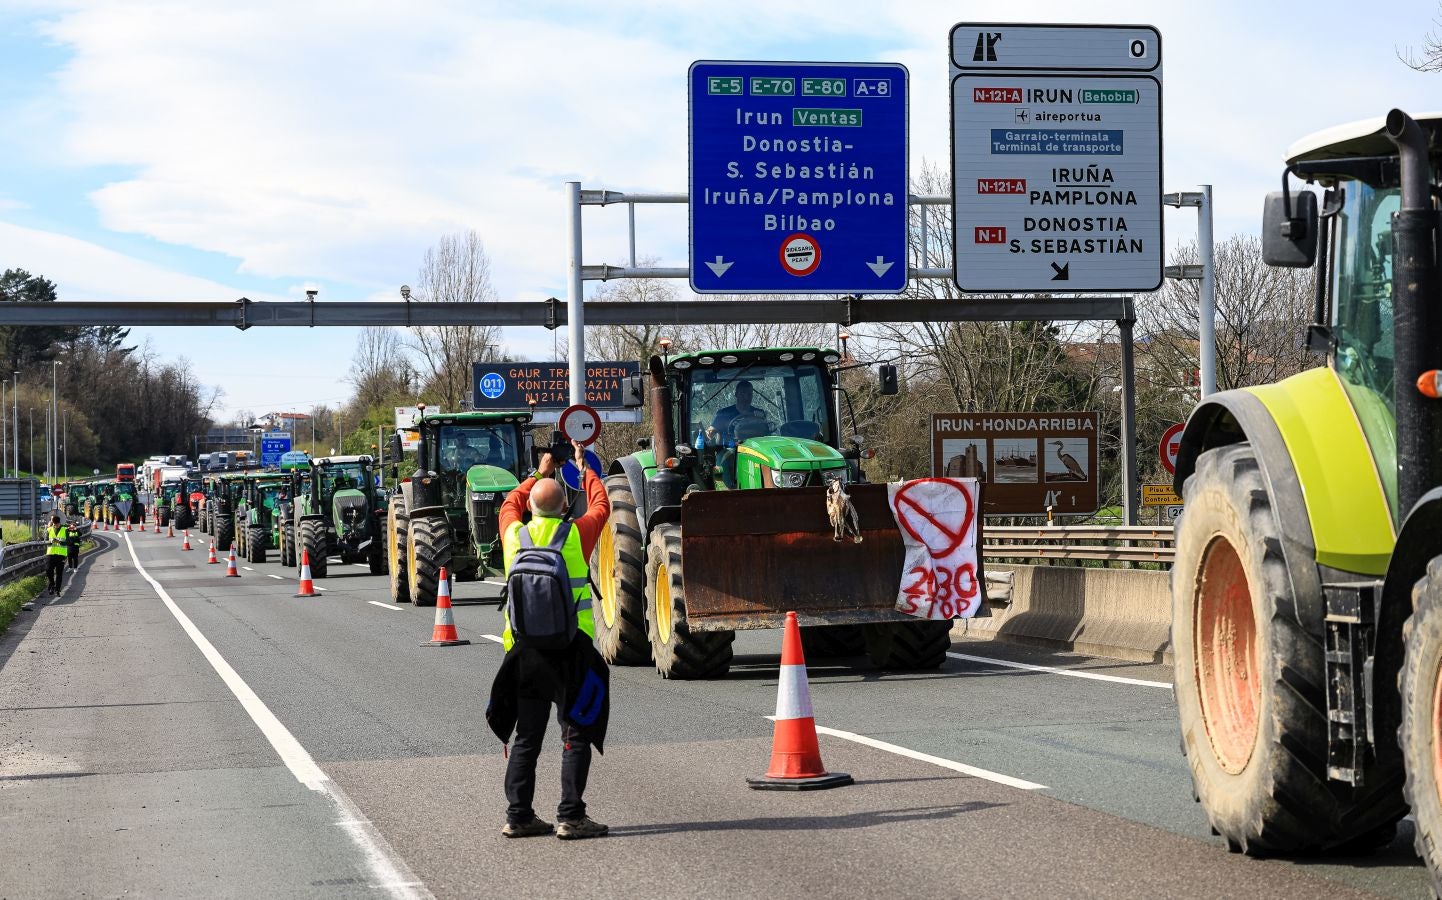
[292,455,386,577]
[209,473,249,553]
[595,346,949,679]
[154,479,183,528]
[234,472,289,564]
[1171,109,1442,878]
[198,473,226,536]
[386,410,531,606]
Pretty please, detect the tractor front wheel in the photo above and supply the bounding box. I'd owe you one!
[592,475,650,665]
[280,522,296,567]
[645,524,733,679]
[407,515,450,608]
[246,525,266,564]
[1174,443,1403,853]
[300,520,328,578]
[1401,557,1442,893]
[388,496,410,603]
[862,620,952,669]
[214,514,234,559]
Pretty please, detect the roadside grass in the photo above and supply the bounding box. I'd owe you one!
[2,522,34,543]
[0,575,47,636]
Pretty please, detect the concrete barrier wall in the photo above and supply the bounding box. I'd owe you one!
[955,563,1173,665]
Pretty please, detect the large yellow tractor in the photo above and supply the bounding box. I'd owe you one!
[1172,110,1442,881]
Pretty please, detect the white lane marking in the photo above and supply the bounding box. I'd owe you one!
[813,725,1048,791]
[482,580,506,587]
[946,651,1172,690]
[354,563,369,568]
[121,534,432,899]
[314,586,328,592]
[368,601,404,612]
[242,566,254,571]
[481,634,505,645]
[267,574,284,580]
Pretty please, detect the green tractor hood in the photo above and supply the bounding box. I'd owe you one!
[331,488,372,535]
[466,464,520,495]
[738,436,845,470]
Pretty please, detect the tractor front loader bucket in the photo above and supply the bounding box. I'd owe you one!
[678,484,916,632]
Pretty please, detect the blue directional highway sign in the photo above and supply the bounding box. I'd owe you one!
[689,60,909,294]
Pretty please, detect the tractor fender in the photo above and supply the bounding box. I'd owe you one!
[646,504,681,535]
[1173,385,1326,640]
[610,454,652,530]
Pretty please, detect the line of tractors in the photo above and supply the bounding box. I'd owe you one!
[62,344,954,681]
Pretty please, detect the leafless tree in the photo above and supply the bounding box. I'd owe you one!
[348,326,414,413]
[1400,5,1442,71]
[409,230,506,409]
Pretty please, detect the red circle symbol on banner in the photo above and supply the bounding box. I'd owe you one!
[893,478,976,560]
[1160,422,1185,475]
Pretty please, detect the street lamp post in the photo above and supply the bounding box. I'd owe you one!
[28,408,34,475]
[11,372,18,477]
[51,361,60,482]
[63,409,67,478]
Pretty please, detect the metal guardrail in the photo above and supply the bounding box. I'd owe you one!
[982,525,1176,564]
[0,521,95,586]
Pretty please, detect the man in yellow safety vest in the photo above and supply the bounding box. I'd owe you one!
[45,514,69,596]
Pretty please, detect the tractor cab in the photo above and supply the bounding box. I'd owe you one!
[666,348,849,490]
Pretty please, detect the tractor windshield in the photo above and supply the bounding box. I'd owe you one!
[1331,179,1401,513]
[684,364,833,447]
[437,424,518,472]
[321,463,369,495]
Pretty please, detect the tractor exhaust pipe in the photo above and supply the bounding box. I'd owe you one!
[1384,109,1442,519]
[646,354,686,521]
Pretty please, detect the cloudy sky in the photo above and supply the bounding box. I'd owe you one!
[1,0,1439,421]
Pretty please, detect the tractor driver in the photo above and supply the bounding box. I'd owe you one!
[448,432,485,472]
[708,380,768,443]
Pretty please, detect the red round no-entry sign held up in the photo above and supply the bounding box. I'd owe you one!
[1159,422,1185,475]
[558,403,603,446]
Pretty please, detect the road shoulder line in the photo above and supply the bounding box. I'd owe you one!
[813,724,1048,790]
[946,650,1172,689]
[121,533,432,900]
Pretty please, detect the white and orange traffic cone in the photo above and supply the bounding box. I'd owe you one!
[166,523,174,538]
[421,567,469,646]
[295,549,317,597]
[139,519,146,532]
[181,530,192,551]
[747,611,853,791]
[207,541,219,564]
[126,520,133,532]
[224,546,240,577]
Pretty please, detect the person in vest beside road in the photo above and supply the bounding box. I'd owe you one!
[45,515,69,595]
[493,439,610,840]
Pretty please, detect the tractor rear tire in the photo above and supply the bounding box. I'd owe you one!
[862,619,952,669]
[802,624,867,659]
[407,515,450,608]
[645,524,733,679]
[246,526,266,564]
[1174,443,1404,854]
[280,523,296,567]
[1400,557,1442,893]
[591,475,650,665]
[367,531,386,576]
[388,496,410,603]
[159,508,170,528]
[214,515,234,559]
[300,520,328,579]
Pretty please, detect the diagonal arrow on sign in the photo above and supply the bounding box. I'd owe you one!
[1050,262,1070,281]
[866,256,894,277]
[704,256,733,277]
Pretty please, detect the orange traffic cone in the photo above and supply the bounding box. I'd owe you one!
[126,520,133,532]
[224,546,240,577]
[421,567,470,646]
[181,530,192,551]
[207,541,219,564]
[166,523,175,538]
[295,549,317,597]
[139,519,146,532]
[747,611,853,791]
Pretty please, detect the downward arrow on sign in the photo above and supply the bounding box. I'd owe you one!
[705,256,733,277]
[866,256,893,277]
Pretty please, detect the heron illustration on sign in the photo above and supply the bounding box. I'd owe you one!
[1049,440,1088,482]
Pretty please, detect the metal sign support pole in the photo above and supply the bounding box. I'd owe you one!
[1198,184,1217,396]
[566,181,585,407]
[1119,301,1138,526]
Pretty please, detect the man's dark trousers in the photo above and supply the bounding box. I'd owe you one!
[46,554,65,593]
[504,694,591,825]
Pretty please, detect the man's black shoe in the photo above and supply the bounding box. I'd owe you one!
[501,817,554,838]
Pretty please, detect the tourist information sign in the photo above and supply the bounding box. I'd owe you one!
[950,23,1162,292]
[689,60,909,294]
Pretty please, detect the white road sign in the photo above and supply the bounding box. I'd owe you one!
[949,23,1162,293]
[558,404,602,447]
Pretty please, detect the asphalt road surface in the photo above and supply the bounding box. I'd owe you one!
[0,528,1431,899]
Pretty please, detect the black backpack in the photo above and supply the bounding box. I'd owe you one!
[506,521,579,650]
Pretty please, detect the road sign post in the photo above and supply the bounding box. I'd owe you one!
[950,23,1162,292]
[689,60,909,294]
